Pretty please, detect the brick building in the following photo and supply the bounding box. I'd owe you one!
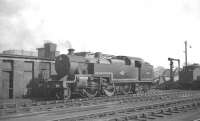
[0,42,58,99]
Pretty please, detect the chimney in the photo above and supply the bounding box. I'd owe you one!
[95,52,102,58]
[68,48,75,55]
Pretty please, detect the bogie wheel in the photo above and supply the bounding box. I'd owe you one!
[120,84,132,95]
[82,88,98,98]
[135,84,144,94]
[82,81,99,98]
[135,84,149,94]
[102,81,115,96]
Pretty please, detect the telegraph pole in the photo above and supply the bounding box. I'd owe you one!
[184,40,187,67]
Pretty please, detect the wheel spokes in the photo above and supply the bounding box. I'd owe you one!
[121,84,132,94]
[103,83,115,96]
[83,88,98,98]
[82,81,99,98]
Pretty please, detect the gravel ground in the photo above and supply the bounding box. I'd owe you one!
[150,108,200,121]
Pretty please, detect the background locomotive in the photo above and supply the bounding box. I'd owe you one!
[46,49,154,99]
[155,64,200,90]
[178,64,200,89]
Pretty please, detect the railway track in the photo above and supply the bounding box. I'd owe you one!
[51,96,200,121]
[1,90,200,121]
[0,90,194,116]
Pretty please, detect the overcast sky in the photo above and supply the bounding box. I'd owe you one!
[0,0,200,68]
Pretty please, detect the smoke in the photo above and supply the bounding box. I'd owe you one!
[0,0,26,16]
[57,40,72,54]
[0,0,44,52]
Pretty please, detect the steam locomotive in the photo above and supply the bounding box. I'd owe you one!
[46,49,154,99]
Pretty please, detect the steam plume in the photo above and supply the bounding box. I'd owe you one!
[57,40,72,54]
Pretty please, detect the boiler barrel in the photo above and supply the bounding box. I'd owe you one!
[55,54,87,78]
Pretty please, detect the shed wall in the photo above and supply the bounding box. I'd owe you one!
[0,56,55,99]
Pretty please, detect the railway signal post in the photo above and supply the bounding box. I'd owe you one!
[168,57,180,82]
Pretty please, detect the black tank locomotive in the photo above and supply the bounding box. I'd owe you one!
[47,49,154,99]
